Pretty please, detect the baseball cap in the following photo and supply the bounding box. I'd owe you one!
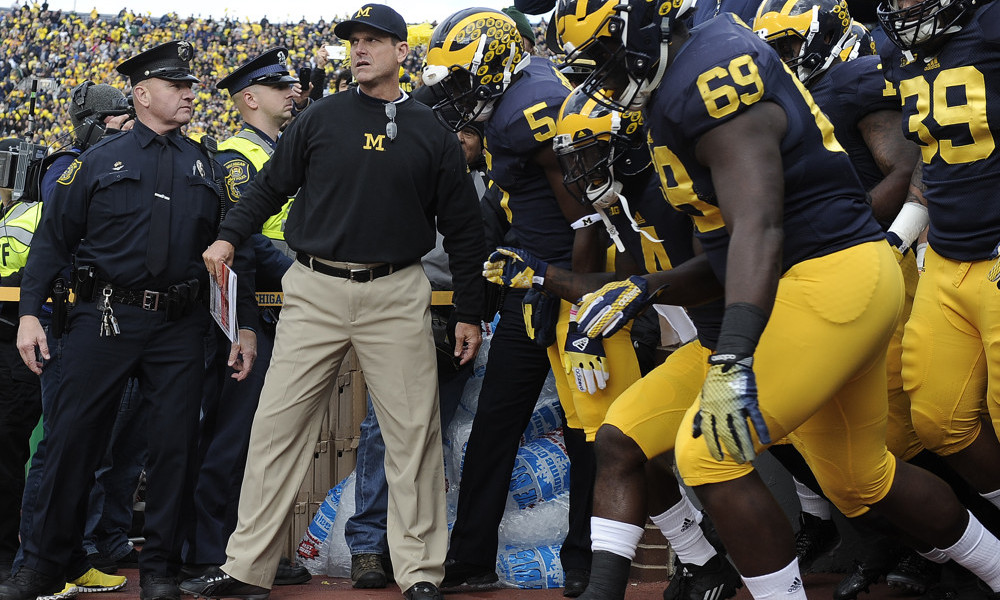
[334,4,408,42]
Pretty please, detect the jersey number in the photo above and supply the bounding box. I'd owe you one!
[898,66,995,165]
[696,54,764,119]
[650,144,724,234]
[524,102,557,143]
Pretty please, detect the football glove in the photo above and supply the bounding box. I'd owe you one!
[988,241,1000,285]
[692,354,772,464]
[482,247,548,289]
[575,275,649,339]
[563,321,609,394]
[522,288,559,348]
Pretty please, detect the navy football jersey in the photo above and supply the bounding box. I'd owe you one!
[607,173,724,348]
[690,0,760,27]
[484,56,575,268]
[809,55,901,193]
[646,15,883,280]
[880,2,1000,261]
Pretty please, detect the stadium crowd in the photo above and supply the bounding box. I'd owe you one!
[0,1,548,151]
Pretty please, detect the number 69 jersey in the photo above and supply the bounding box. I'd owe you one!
[484,56,575,268]
[646,14,883,278]
[880,2,1000,262]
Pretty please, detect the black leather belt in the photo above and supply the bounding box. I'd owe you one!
[296,254,410,282]
[96,281,168,311]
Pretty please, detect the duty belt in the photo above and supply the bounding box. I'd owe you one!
[296,254,411,282]
[96,281,168,311]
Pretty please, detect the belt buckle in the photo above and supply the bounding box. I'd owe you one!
[349,268,373,283]
[142,290,160,311]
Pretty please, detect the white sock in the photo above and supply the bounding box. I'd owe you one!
[650,498,717,567]
[917,548,948,564]
[793,479,830,520]
[940,511,1000,592]
[741,558,807,600]
[981,488,1000,511]
[591,516,645,561]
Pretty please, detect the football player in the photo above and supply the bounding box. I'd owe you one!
[420,9,643,595]
[483,87,743,600]
[878,0,1000,551]
[753,0,927,579]
[556,0,1000,598]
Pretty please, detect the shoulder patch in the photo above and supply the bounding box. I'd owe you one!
[57,159,82,185]
[224,158,250,200]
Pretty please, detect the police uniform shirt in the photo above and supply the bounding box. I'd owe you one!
[880,1,1000,262]
[646,14,884,280]
[484,56,575,269]
[216,87,486,325]
[808,55,901,196]
[216,125,293,294]
[19,119,221,317]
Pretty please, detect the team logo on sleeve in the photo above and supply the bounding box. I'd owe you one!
[57,159,82,185]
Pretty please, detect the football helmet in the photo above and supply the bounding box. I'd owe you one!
[553,86,647,207]
[553,0,696,111]
[841,20,877,60]
[421,8,527,132]
[753,0,856,86]
[876,0,982,52]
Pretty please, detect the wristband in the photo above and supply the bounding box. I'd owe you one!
[570,213,601,230]
[713,302,769,360]
[886,202,929,254]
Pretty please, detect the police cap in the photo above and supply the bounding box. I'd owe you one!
[116,40,200,87]
[217,47,298,94]
[334,4,408,42]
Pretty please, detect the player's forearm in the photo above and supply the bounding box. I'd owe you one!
[542,265,617,303]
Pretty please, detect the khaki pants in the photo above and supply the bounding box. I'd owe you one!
[223,260,445,591]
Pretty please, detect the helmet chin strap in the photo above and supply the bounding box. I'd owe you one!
[585,178,662,252]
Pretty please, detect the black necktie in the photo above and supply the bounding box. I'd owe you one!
[146,136,172,276]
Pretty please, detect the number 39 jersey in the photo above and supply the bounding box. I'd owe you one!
[484,56,575,268]
[880,2,1000,262]
[646,15,883,278]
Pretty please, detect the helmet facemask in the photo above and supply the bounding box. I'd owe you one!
[877,0,977,53]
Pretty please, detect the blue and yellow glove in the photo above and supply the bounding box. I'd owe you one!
[575,275,648,338]
[522,288,559,348]
[483,247,548,289]
[988,241,1000,287]
[692,354,772,464]
[563,321,609,394]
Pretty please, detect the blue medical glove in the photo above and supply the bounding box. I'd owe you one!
[482,246,548,289]
[563,321,609,394]
[575,275,648,338]
[692,354,772,464]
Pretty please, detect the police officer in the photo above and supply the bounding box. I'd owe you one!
[0,137,42,584]
[186,47,307,585]
[1,41,257,600]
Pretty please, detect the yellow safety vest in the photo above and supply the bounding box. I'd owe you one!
[0,201,42,277]
[216,131,294,241]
